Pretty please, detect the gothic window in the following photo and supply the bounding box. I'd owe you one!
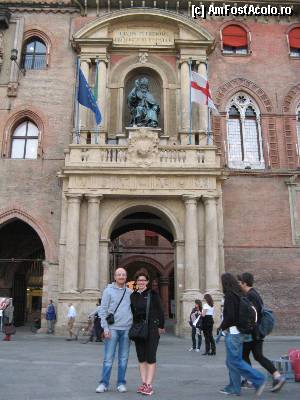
[21,37,47,70]
[226,93,265,169]
[221,25,249,55]
[288,27,300,57]
[11,120,39,159]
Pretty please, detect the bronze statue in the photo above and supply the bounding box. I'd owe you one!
[127,77,160,128]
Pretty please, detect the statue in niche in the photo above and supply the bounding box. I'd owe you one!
[127,77,160,128]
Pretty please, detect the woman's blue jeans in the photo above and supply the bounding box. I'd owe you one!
[224,333,265,394]
[100,329,130,387]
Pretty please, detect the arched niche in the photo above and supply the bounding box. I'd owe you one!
[123,66,163,130]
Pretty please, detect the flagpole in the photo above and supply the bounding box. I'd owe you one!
[74,56,80,144]
[206,62,212,145]
[188,58,193,145]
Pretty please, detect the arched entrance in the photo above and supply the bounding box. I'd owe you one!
[0,219,45,326]
[107,207,177,322]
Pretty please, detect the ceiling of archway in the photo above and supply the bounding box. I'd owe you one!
[0,220,45,260]
[110,212,174,242]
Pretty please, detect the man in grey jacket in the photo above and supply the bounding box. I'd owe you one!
[96,267,132,393]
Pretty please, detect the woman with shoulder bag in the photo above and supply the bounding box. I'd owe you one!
[130,273,165,396]
[188,300,202,352]
[202,294,216,355]
[3,298,15,341]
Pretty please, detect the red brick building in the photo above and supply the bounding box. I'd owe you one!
[0,0,299,334]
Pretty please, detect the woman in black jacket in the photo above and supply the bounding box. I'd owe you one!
[130,273,165,396]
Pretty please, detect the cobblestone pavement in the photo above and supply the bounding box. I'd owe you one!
[1,329,300,400]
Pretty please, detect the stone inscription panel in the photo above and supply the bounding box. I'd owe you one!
[113,27,174,46]
[70,175,216,191]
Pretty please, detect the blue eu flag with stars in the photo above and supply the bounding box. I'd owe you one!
[77,68,102,125]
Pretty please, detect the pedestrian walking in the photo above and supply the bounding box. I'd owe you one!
[218,272,266,397]
[66,303,77,341]
[188,300,202,352]
[237,272,286,392]
[46,299,56,334]
[3,298,14,341]
[202,294,216,355]
[96,267,132,393]
[130,273,165,396]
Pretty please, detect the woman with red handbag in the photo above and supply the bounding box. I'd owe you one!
[3,298,14,341]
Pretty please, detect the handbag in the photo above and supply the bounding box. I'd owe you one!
[129,292,151,341]
[4,323,16,335]
[106,288,126,325]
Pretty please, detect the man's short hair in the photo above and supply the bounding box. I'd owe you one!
[239,272,254,287]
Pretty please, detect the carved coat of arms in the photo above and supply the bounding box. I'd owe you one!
[127,129,159,167]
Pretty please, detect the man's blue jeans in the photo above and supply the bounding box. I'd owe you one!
[224,333,265,394]
[100,329,130,387]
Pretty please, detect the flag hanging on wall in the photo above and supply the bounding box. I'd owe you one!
[77,68,102,125]
[190,70,219,115]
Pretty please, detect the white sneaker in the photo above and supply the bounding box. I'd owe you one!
[196,349,200,352]
[96,383,108,393]
[117,384,127,393]
[188,347,195,351]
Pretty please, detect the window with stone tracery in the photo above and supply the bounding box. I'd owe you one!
[226,93,265,169]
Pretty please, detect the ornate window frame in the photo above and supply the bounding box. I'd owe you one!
[220,22,251,57]
[2,110,44,159]
[22,29,51,69]
[225,92,265,169]
[287,25,300,58]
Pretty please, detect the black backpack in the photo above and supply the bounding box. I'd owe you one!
[235,293,258,334]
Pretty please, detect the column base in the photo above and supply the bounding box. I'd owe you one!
[83,289,101,296]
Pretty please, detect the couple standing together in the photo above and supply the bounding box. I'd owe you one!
[96,267,165,395]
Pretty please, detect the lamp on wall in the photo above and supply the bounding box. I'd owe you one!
[10,48,26,76]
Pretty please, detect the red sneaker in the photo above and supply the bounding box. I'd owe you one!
[141,384,154,396]
[137,383,146,393]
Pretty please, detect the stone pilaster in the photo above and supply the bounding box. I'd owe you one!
[84,194,102,293]
[197,61,208,135]
[99,239,110,297]
[180,60,190,133]
[64,194,82,293]
[203,195,220,293]
[97,58,108,138]
[183,196,200,292]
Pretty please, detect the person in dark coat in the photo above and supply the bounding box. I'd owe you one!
[238,272,286,392]
[130,273,165,396]
[46,299,56,334]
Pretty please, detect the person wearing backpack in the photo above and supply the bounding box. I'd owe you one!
[188,300,202,352]
[238,272,286,393]
[218,273,266,397]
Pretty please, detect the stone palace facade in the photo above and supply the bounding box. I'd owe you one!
[0,0,299,335]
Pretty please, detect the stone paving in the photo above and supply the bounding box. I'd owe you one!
[1,329,300,400]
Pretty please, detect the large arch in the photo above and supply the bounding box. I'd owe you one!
[101,200,183,242]
[0,206,56,262]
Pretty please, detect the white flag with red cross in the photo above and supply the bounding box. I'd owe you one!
[190,70,219,115]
